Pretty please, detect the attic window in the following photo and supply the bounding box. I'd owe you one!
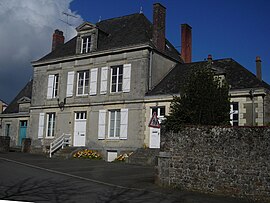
[81,36,91,53]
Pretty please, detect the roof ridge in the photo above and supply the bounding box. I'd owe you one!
[97,12,143,24]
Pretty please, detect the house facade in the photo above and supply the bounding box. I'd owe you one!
[2,3,270,160]
[29,3,180,159]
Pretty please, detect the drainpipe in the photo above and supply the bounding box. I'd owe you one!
[249,89,254,126]
[148,51,153,91]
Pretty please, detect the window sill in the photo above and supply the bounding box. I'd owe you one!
[45,137,55,139]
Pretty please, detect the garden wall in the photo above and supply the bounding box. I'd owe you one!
[157,126,270,202]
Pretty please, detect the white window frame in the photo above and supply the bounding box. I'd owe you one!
[75,111,87,120]
[81,36,91,54]
[108,110,121,139]
[110,65,123,93]
[77,70,89,96]
[46,113,56,138]
[47,74,59,99]
[151,106,166,123]
[230,102,239,126]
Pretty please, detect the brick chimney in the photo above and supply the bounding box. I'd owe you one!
[52,29,65,51]
[181,24,192,63]
[153,3,166,52]
[256,56,262,81]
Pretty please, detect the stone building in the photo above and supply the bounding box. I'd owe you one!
[1,3,270,160]
[0,99,8,114]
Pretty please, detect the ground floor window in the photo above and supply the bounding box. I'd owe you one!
[151,106,166,123]
[46,113,56,137]
[109,110,121,138]
[5,124,10,136]
[230,102,239,126]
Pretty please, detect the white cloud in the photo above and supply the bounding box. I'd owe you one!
[0,0,83,103]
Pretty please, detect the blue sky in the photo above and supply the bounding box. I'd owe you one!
[0,0,269,103]
[71,0,270,81]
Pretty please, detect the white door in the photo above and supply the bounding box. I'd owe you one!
[149,107,165,149]
[74,112,87,146]
[149,127,160,148]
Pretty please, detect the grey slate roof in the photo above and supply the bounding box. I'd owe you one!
[147,58,270,96]
[3,80,32,114]
[36,13,181,63]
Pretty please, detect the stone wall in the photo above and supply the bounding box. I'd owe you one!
[157,126,270,202]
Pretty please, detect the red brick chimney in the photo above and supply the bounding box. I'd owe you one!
[181,24,192,63]
[256,56,262,81]
[153,3,166,52]
[52,29,65,51]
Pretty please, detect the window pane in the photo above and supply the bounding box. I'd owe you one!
[160,107,165,116]
[152,108,158,115]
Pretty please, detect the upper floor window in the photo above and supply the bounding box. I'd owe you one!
[77,70,89,96]
[111,65,123,93]
[81,36,91,54]
[47,74,59,99]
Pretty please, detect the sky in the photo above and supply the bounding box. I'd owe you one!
[0,0,270,104]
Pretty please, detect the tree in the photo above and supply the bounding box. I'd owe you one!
[164,66,230,131]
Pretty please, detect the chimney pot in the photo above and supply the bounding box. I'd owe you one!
[256,56,262,81]
[153,3,166,52]
[181,24,192,63]
[207,54,213,61]
[52,29,65,51]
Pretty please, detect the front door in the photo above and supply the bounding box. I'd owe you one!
[74,112,87,146]
[19,121,27,146]
[149,128,160,148]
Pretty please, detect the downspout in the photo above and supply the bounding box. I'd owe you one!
[249,89,254,126]
[263,94,265,125]
[148,50,153,91]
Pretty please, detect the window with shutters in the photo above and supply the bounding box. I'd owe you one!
[108,110,121,138]
[81,36,91,54]
[46,113,56,137]
[110,65,123,93]
[230,102,239,126]
[77,70,89,96]
[47,74,59,99]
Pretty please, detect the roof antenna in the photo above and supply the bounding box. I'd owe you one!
[140,6,143,14]
[98,16,102,22]
[61,11,78,38]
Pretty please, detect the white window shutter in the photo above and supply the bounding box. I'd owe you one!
[66,71,74,97]
[90,68,98,95]
[47,75,54,99]
[123,64,131,93]
[98,110,106,139]
[38,113,45,139]
[120,109,128,139]
[100,67,108,94]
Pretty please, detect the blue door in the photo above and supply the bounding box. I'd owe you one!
[19,121,27,146]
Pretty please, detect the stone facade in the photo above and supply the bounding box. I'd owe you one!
[157,126,270,202]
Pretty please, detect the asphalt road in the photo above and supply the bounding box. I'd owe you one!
[0,152,258,203]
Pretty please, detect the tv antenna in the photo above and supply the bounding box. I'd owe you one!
[61,11,78,38]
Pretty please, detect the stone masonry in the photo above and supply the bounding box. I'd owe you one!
[157,126,270,202]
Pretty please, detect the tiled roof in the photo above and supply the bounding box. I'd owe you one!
[36,13,181,63]
[147,58,270,96]
[3,80,32,114]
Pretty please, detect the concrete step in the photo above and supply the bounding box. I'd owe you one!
[51,147,81,159]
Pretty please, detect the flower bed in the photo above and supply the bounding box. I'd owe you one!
[73,149,102,160]
[114,152,133,162]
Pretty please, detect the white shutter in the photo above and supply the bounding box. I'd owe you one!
[123,64,131,93]
[89,68,98,95]
[66,71,74,97]
[98,110,106,139]
[120,109,128,139]
[38,113,45,139]
[100,67,108,94]
[47,75,54,99]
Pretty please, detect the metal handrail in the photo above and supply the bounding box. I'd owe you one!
[49,133,71,158]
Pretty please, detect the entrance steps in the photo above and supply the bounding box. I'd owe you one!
[52,147,80,159]
[127,148,159,166]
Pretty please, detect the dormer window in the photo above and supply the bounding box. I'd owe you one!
[81,36,92,53]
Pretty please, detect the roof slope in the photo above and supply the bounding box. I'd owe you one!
[36,13,180,63]
[147,58,270,96]
[3,80,32,114]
